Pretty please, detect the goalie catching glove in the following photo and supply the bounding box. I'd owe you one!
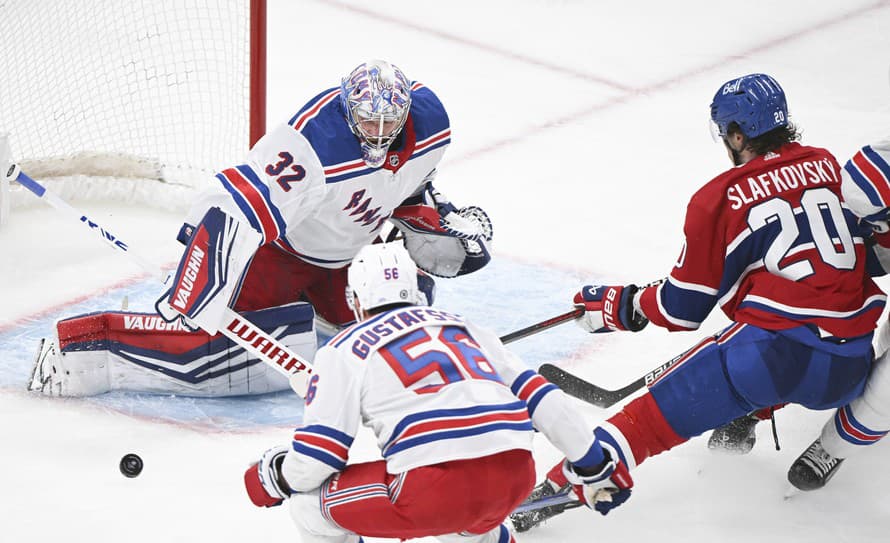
[573,284,648,333]
[389,184,493,278]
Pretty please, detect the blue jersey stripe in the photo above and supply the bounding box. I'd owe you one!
[845,160,884,208]
[216,172,263,234]
[235,165,288,237]
[383,421,534,457]
[298,425,355,447]
[291,441,347,470]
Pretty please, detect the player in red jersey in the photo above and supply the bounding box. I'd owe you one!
[511,73,886,530]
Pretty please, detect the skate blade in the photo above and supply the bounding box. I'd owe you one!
[782,484,800,500]
[27,338,47,391]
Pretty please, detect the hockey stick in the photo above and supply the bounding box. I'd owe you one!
[500,308,584,345]
[542,315,890,409]
[539,351,683,408]
[511,488,577,514]
[8,165,313,396]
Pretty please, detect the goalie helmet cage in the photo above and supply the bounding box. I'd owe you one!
[0,0,266,214]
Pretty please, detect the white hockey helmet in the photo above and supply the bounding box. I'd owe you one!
[347,243,420,320]
[340,59,412,168]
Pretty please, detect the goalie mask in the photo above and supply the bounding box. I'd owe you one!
[340,60,412,168]
[346,243,420,321]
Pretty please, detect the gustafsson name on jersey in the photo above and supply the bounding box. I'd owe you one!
[727,158,840,210]
[352,308,465,359]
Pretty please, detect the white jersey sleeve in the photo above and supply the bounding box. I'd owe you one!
[281,345,364,492]
[181,121,327,246]
[466,321,601,467]
[211,122,327,245]
[840,139,890,273]
[840,138,890,222]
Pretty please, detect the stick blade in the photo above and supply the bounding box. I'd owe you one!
[538,363,622,408]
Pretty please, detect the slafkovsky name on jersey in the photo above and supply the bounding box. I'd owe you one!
[727,157,840,210]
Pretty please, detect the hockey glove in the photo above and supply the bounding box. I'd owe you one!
[244,445,293,507]
[390,196,493,278]
[573,284,648,333]
[159,206,262,335]
[561,446,634,516]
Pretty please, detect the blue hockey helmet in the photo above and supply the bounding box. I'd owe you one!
[710,74,788,139]
[340,60,412,168]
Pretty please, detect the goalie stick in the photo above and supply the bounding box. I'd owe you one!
[7,164,314,397]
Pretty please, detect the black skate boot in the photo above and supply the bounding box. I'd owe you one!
[510,479,581,533]
[787,438,844,491]
[707,414,760,454]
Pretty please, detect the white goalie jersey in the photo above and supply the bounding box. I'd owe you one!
[281,305,599,492]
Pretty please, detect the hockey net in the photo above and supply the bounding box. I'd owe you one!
[0,0,266,221]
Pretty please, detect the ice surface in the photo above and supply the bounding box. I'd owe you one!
[2,1,890,542]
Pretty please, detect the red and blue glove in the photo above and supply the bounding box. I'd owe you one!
[573,284,648,333]
[560,446,634,516]
[244,445,292,507]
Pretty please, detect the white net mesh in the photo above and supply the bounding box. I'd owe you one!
[0,0,261,212]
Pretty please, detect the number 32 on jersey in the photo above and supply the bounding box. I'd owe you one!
[379,326,504,394]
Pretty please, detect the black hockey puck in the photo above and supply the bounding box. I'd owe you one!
[119,453,144,478]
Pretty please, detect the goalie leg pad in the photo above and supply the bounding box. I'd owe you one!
[39,302,316,397]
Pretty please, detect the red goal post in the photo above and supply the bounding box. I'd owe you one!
[0,0,266,217]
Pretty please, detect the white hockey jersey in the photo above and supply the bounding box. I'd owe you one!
[281,306,600,493]
[186,83,451,268]
[839,139,890,273]
[840,139,890,221]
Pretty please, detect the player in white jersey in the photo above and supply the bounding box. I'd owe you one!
[28,60,493,398]
[243,243,633,543]
[784,139,890,490]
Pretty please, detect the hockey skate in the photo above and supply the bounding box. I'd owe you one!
[510,479,581,533]
[28,338,110,396]
[787,438,844,491]
[707,414,760,454]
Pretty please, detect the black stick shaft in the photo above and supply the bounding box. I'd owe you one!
[499,308,584,345]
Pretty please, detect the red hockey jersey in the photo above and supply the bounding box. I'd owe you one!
[639,142,885,338]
